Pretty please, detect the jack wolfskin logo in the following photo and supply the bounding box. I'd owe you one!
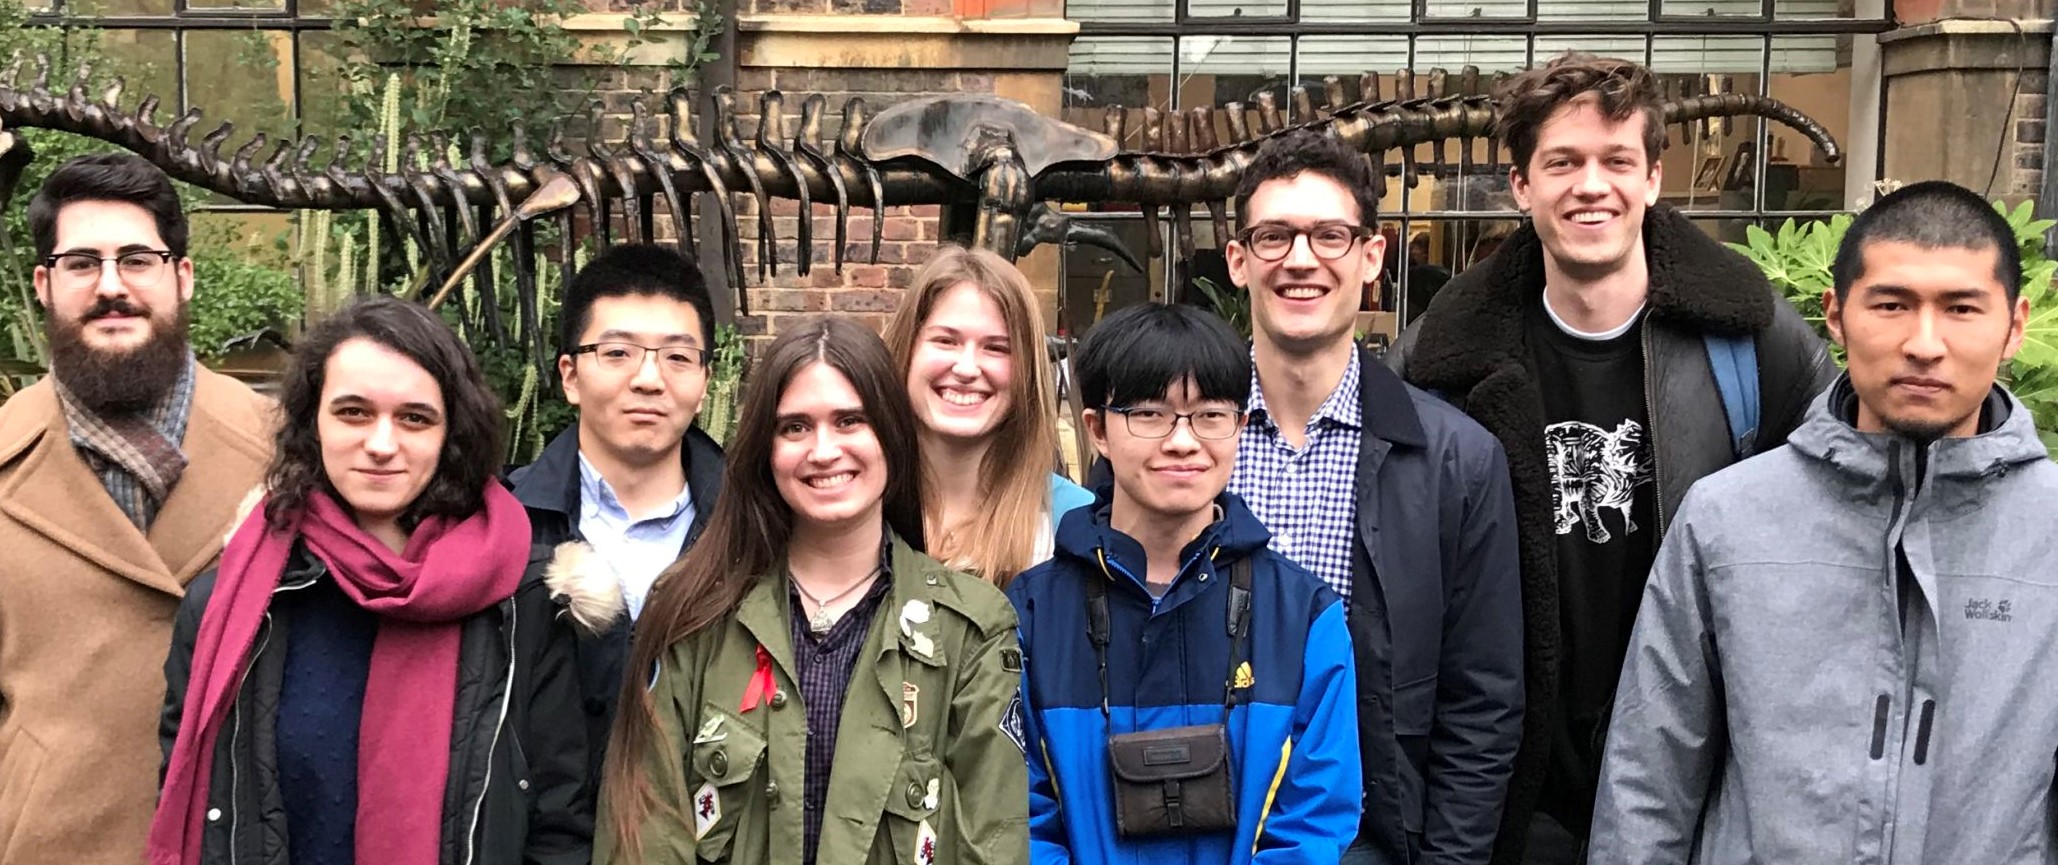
[1965,598,2015,622]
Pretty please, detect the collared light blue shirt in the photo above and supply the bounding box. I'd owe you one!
[1228,348,1363,602]
[577,453,696,620]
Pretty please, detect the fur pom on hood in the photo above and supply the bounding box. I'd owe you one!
[544,541,627,635]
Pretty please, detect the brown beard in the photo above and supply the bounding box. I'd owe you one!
[45,296,193,415]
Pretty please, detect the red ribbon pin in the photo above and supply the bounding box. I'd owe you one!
[740,645,776,712]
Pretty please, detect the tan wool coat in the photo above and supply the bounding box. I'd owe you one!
[0,369,275,865]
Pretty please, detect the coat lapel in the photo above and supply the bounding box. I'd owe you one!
[146,372,274,585]
[0,387,183,596]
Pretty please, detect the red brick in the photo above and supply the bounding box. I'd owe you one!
[904,0,950,12]
[881,217,921,241]
[758,289,807,312]
[887,266,917,289]
[736,314,769,336]
[832,288,900,312]
[849,265,890,287]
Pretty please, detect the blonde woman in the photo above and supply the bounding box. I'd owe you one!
[884,246,1093,586]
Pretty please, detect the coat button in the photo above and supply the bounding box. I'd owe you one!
[906,782,925,808]
[765,781,781,807]
[770,690,789,709]
[206,808,222,822]
[710,750,729,777]
[518,779,530,791]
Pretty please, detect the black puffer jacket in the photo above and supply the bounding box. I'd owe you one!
[1392,203,1839,865]
[160,543,597,865]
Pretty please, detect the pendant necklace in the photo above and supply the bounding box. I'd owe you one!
[793,566,882,634]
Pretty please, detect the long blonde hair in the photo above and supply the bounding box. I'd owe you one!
[884,245,1060,586]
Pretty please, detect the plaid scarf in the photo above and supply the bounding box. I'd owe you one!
[55,357,197,531]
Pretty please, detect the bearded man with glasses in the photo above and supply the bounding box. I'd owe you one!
[0,153,276,865]
[1220,127,1523,865]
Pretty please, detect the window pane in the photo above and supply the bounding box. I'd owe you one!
[1644,36,1765,213]
[95,29,180,107]
[1065,36,1171,158]
[1537,0,1647,21]
[1767,34,1857,209]
[1776,0,1870,18]
[1066,0,1171,22]
[184,0,286,12]
[1184,0,1289,18]
[1660,0,1768,18]
[1302,0,1409,23]
[183,30,296,205]
[1422,0,1530,19]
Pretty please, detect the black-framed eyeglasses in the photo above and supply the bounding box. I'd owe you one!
[1234,222,1374,262]
[1104,405,1245,440]
[42,250,179,288]
[571,342,710,375]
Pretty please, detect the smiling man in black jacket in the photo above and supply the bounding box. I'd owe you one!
[507,243,726,774]
[1393,53,1837,865]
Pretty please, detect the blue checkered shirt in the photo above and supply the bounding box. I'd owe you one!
[1229,350,1362,602]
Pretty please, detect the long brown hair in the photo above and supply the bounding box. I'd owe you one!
[603,317,926,860]
[883,245,1060,586]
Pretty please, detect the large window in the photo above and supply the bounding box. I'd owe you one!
[1058,0,1893,331]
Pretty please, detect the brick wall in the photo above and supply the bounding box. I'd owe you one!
[2014,68,2047,198]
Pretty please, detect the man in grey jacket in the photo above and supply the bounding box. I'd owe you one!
[1588,179,2058,864]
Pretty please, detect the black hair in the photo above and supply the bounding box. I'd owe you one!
[28,153,189,260]
[1232,128,1381,230]
[264,296,505,529]
[1075,302,1251,409]
[559,243,718,354]
[1833,180,2022,302]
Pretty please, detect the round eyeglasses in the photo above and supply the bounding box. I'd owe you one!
[43,250,178,289]
[1105,405,1245,440]
[1234,222,1374,262]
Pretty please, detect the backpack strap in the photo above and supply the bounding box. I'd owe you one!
[1703,332,1760,459]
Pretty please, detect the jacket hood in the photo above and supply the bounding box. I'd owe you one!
[1053,486,1273,570]
[1407,203,1775,391]
[1788,374,2048,484]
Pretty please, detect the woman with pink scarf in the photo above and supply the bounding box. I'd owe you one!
[151,296,599,865]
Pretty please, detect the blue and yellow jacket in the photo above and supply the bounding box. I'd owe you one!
[1004,490,1361,865]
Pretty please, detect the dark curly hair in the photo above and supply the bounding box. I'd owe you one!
[1497,52,1666,177]
[263,296,505,529]
[1232,128,1381,229]
[28,153,189,260]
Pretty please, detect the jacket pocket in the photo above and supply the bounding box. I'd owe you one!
[878,755,946,865]
[1391,673,1436,835]
[686,710,767,863]
[0,726,49,859]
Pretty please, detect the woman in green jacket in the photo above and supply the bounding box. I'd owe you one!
[599,317,1029,865]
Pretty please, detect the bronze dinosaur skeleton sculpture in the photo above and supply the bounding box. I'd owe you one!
[0,52,1840,325]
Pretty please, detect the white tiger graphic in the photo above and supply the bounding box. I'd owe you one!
[1544,419,1653,544]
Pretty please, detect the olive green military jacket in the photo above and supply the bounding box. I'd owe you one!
[599,535,1029,865]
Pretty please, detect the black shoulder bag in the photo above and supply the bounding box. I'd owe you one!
[1084,556,1253,837]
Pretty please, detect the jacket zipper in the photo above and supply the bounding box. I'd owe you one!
[1641,327,1667,535]
[464,599,519,865]
[228,576,318,865]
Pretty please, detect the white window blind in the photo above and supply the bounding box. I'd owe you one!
[1068,32,1841,77]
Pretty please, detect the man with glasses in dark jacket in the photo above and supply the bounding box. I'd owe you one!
[1224,127,1524,865]
[507,243,725,774]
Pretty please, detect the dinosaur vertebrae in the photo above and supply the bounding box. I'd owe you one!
[0,53,1840,286]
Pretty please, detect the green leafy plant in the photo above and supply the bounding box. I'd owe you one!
[1728,199,2058,456]
[698,323,748,445]
[1192,276,1250,339]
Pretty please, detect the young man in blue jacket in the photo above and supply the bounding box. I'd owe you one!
[1007,301,1361,865]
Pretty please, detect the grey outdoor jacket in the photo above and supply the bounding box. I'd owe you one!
[1588,377,2058,865]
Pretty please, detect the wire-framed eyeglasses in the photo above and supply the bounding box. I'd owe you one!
[1104,405,1245,440]
[571,342,710,376]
